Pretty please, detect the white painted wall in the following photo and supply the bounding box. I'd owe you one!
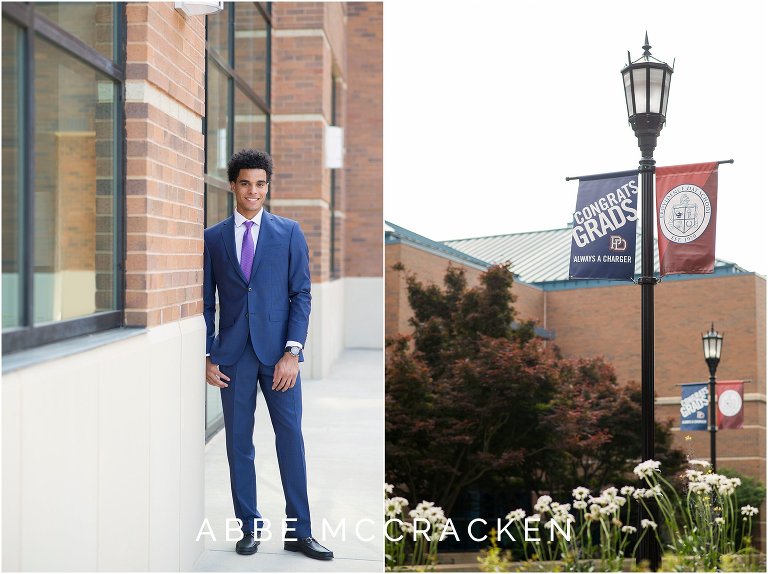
[1,316,207,571]
[344,277,383,349]
[302,276,383,380]
[303,278,346,380]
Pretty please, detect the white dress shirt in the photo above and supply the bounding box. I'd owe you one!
[234,208,302,352]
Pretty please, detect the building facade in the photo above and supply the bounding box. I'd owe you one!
[386,222,766,543]
[2,2,382,570]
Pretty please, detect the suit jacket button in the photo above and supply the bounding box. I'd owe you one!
[248,287,252,291]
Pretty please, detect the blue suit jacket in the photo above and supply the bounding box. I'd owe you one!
[203,210,311,367]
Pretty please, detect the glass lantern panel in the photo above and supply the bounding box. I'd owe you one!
[632,68,647,114]
[649,67,664,114]
[623,70,634,117]
[661,71,671,116]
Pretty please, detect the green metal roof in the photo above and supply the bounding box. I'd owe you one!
[443,227,748,288]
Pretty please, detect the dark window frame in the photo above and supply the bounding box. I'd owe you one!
[1,3,126,355]
[204,2,272,439]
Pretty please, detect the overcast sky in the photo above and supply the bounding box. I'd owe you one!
[383,0,768,278]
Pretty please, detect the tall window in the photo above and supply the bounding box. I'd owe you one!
[2,3,124,354]
[204,2,271,438]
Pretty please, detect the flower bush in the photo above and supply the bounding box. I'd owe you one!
[385,484,447,571]
[498,460,761,572]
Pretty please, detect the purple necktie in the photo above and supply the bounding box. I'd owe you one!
[240,220,255,279]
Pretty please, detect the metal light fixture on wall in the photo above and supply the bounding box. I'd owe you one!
[174,1,224,17]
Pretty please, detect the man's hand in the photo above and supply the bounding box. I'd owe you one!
[206,357,230,388]
[273,353,299,392]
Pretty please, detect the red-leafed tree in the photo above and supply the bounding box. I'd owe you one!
[386,263,683,514]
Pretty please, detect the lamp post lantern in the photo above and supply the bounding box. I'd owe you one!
[621,33,673,571]
[702,324,724,472]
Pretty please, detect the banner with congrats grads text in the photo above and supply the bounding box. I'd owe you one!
[680,383,709,431]
[656,162,718,276]
[569,171,639,280]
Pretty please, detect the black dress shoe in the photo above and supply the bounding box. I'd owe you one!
[235,531,259,555]
[284,536,333,560]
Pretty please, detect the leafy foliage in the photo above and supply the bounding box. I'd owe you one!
[386,263,685,515]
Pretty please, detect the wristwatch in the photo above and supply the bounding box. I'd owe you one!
[284,345,301,357]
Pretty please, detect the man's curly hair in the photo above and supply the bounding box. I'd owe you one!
[227,149,274,183]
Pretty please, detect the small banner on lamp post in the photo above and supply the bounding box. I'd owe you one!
[569,171,639,281]
[680,382,709,431]
[716,380,744,430]
[655,162,718,276]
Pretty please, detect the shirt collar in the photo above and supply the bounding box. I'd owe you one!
[234,208,264,228]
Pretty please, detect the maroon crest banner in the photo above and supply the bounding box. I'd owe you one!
[716,380,744,430]
[655,162,718,277]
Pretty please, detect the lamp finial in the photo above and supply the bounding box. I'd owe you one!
[643,32,652,58]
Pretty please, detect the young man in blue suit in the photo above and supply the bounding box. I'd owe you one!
[203,149,333,561]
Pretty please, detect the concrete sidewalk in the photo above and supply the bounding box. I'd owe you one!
[193,349,384,572]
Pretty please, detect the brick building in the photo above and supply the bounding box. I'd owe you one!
[2,2,382,570]
[386,221,766,541]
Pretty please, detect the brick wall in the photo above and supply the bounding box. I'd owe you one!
[124,3,205,328]
[270,3,340,284]
[385,242,487,338]
[386,240,766,491]
[345,2,382,278]
[546,273,766,483]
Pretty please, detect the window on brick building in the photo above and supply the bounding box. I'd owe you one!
[204,2,271,439]
[1,3,125,354]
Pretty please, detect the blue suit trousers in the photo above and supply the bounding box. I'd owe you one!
[219,335,311,538]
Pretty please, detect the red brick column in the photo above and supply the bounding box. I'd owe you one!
[124,3,206,327]
[345,2,382,278]
[270,2,347,284]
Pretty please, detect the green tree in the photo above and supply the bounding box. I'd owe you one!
[386,263,684,515]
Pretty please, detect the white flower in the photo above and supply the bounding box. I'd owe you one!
[741,505,759,517]
[703,473,722,486]
[506,509,526,523]
[588,495,608,506]
[622,525,637,534]
[600,502,620,516]
[573,500,588,510]
[633,460,661,479]
[615,496,627,507]
[534,495,553,513]
[572,486,590,501]
[543,519,555,530]
[685,469,703,481]
[717,477,737,496]
[688,459,711,468]
[611,517,622,527]
[715,517,725,525]
[620,486,635,496]
[529,513,541,522]
[385,496,409,518]
[385,483,394,495]
[602,487,619,499]
[632,488,647,500]
[731,477,742,487]
[641,519,657,530]
[688,481,712,495]
[646,485,662,498]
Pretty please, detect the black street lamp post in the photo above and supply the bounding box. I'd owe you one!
[621,33,674,571]
[702,324,724,472]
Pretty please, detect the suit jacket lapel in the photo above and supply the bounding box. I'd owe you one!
[221,215,249,284]
[249,210,274,282]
